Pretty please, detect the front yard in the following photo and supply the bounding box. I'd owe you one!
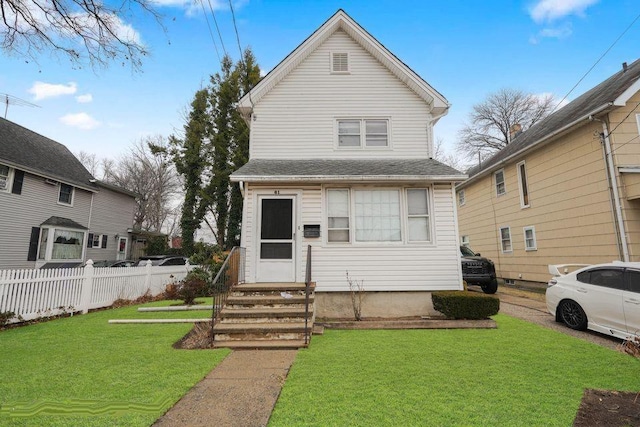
[271,315,640,426]
[0,299,228,427]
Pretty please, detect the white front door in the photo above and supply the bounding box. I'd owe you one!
[256,195,296,282]
[117,237,128,260]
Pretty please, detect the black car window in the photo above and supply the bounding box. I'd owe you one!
[576,271,590,283]
[627,269,640,293]
[162,258,186,266]
[581,268,625,290]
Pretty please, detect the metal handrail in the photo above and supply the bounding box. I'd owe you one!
[304,245,312,345]
[210,246,245,343]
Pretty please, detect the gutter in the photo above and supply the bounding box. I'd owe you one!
[230,174,468,183]
[458,103,614,190]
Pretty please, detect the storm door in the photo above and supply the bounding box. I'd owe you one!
[257,195,296,282]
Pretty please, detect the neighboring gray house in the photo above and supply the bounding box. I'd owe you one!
[0,117,137,269]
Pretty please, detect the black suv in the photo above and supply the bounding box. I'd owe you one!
[460,246,498,294]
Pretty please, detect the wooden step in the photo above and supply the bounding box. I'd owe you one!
[212,339,309,349]
[235,283,314,292]
[212,322,307,334]
[226,295,313,305]
[221,307,312,319]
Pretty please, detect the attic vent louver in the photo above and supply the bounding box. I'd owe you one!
[332,52,349,73]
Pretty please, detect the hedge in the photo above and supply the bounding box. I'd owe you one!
[432,291,499,319]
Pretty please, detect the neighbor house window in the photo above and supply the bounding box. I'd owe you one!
[461,235,470,247]
[524,226,537,251]
[354,190,401,241]
[327,189,350,242]
[517,161,530,208]
[500,227,512,253]
[458,190,465,206]
[636,114,640,135]
[92,233,101,248]
[495,169,506,196]
[0,164,11,192]
[337,119,389,148]
[331,52,349,73]
[406,189,430,242]
[58,183,74,205]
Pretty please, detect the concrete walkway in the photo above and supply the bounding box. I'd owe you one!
[153,350,297,427]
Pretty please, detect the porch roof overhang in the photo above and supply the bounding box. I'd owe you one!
[231,159,467,183]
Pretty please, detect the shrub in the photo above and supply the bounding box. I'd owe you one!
[432,291,499,320]
[617,335,640,359]
[0,311,16,326]
[178,276,208,305]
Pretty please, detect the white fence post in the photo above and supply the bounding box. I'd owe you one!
[80,260,94,314]
[144,260,153,291]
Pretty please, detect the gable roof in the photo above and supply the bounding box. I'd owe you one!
[460,59,640,188]
[238,9,449,118]
[231,158,466,182]
[0,117,97,191]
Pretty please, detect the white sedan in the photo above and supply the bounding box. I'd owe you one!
[546,262,640,340]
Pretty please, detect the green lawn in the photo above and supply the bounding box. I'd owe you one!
[0,299,229,427]
[270,315,640,426]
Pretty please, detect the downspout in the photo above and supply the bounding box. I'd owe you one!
[594,117,630,261]
[86,191,95,263]
[239,181,245,197]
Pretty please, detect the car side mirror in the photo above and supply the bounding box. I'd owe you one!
[475,253,481,256]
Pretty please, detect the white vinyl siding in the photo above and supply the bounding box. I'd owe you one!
[524,226,537,251]
[500,226,512,253]
[240,183,461,291]
[249,29,434,159]
[495,169,506,196]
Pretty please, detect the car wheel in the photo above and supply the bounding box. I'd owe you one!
[558,300,588,330]
[481,279,498,294]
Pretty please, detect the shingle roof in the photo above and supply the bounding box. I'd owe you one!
[0,117,97,190]
[231,158,466,182]
[41,216,88,230]
[464,58,640,182]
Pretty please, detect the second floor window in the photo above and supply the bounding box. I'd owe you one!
[0,164,10,191]
[494,169,506,196]
[337,119,389,148]
[59,183,74,205]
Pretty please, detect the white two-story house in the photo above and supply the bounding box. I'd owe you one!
[230,10,466,318]
[0,117,137,269]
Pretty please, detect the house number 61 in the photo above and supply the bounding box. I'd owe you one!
[274,190,280,195]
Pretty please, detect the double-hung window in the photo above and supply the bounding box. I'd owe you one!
[337,119,389,148]
[500,227,512,253]
[458,190,465,206]
[326,188,430,244]
[517,161,530,207]
[58,183,74,205]
[523,226,537,251]
[0,164,11,192]
[495,169,506,196]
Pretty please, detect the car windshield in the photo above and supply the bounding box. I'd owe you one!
[460,246,476,257]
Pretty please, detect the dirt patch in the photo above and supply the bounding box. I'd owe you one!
[173,323,214,349]
[573,389,640,426]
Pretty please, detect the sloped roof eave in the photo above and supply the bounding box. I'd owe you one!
[231,174,467,183]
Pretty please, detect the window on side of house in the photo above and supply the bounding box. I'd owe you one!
[58,183,74,205]
[327,189,350,243]
[0,164,11,192]
[461,235,470,247]
[636,113,640,135]
[337,119,389,148]
[406,189,430,242]
[331,52,349,73]
[517,161,530,208]
[495,169,506,196]
[92,233,101,248]
[524,226,537,251]
[39,227,85,261]
[354,190,401,242]
[458,190,465,206]
[499,226,512,253]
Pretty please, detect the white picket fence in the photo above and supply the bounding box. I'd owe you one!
[0,260,192,323]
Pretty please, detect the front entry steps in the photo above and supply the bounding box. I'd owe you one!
[212,282,315,350]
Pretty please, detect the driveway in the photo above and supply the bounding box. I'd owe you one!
[476,286,622,351]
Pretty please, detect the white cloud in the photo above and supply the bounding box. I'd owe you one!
[29,81,77,101]
[76,94,93,103]
[529,22,573,44]
[60,113,101,130]
[529,0,598,23]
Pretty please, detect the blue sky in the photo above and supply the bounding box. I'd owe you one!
[1,0,639,161]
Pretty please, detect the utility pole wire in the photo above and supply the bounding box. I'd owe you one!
[208,0,227,57]
[198,0,221,64]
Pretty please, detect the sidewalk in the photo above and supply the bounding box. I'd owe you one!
[153,349,297,427]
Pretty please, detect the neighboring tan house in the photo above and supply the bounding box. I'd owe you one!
[230,10,466,318]
[0,117,137,269]
[457,59,640,284]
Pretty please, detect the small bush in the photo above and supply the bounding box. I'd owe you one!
[432,291,499,320]
[0,311,16,326]
[164,283,180,300]
[178,276,208,305]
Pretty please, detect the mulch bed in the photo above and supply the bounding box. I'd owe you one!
[173,322,214,349]
[573,389,640,426]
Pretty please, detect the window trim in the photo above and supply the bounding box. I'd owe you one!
[330,51,350,74]
[327,188,351,243]
[523,226,537,251]
[458,189,465,206]
[335,118,391,150]
[37,226,86,262]
[324,186,433,245]
[494,169,506,196]
[58,183,74,206]
[460,235,470,247]
[499,226,512,253]
[636,113,640,135]
[517,161,530,208]
[0,163,14,193]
